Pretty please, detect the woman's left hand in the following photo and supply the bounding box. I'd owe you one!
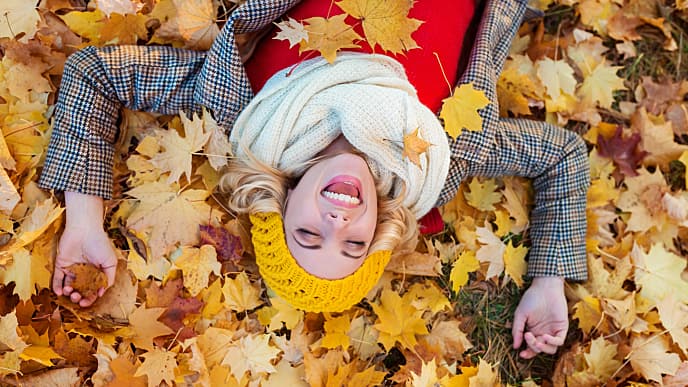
[511,276,569,359]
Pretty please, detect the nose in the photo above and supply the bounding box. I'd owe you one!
[326,211,350,225]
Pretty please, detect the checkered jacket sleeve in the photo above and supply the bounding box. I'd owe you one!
[39,0,298,198]
[435,0,590,281]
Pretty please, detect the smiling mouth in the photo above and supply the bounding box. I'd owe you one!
[322,181,361,206]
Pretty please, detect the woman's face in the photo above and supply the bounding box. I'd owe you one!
[283,153,378,279]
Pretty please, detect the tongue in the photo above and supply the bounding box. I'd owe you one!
[325,182,359,197]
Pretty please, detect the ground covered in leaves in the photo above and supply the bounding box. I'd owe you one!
[0,0,687,386]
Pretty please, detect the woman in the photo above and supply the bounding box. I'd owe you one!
[39,0,589,359]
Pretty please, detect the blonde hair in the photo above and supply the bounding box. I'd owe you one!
[219,147,419,257]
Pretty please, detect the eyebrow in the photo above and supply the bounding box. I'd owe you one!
[291,233,365,260]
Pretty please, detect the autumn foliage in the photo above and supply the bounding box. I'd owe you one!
[0,0,687,386]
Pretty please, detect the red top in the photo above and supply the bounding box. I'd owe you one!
[245,0,477,113]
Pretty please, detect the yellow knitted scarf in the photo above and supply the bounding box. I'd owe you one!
[250,212,391,312]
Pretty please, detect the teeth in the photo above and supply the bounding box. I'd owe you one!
[323,190,361,205]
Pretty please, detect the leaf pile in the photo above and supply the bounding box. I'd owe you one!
[0,0,686,385]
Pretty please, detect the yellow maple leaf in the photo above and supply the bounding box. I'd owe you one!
[200,277,224,318]
[603,293,636,333]
[115,305,174,351]
[151,110,211,184]
[222,272,264,313]
[196,327,233,368]
[0,311,28,353]
[422,320,473,362]
[263,361,308,387]
[577,61,626,109]
[173,0,220,50]
[59,9,107,43]
[504,241,528,288]
[134,348,178,387]
[300,14,362,63]
[628,334,681,384]
[348,315,380,361]
[406,281,450,314]
[450,250,480,292]
[3,58,53,104]
[402,128,433,169]
[221,334,281,380]
[337,0,423,54]
[579,0,621,36]
[0,0,40,42]
[126,180,214,259]
[1,247,52,301]
[439,83,490,138]
[20,345,63,367]
[173,245,221,296]
[583,337,622,382]
[631,243,688,306]
[500,176,532,234]
[464,177,502,211]
[321,314,351,349]
[475,225,505,280]
[573,296,603,335]
[127,246,171,281]
[657,294,688,356]
[257,296,303,331]
[99,13,149,45]
[371,288,428,350]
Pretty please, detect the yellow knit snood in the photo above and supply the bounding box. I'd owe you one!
[250,212,392,313]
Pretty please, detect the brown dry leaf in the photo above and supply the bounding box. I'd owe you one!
[402,128,432,169]
[422,320,472,363]
[65,263,109,299]
[664,361,688,386]
[173,245,221,296]
[299,14,362,63]
[337,0,423,54]
[88,260,137,321]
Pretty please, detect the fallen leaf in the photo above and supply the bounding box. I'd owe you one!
[464,177,502,211]
[221,333,281,380]
[440,83,490,138]
[134,348,178,387]
[628,334,681,384]
[173,245,221,296]
[274,17,308,48]
[337,0,423,54]
[300,14,362,63]
[371,288,428,350]
[65,263,109,299]
[117,305,174,351]
[402,128,432,169]
[0,0,41,42]
[173,0,220,50]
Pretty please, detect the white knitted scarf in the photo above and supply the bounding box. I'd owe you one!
[230,53,450,218]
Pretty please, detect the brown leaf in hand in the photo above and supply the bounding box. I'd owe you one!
[597,126,647,177]
[402,128,432,169]
[66,263,108,299]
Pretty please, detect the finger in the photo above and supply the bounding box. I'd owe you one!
[79,293,98,308]
[63,286,74,296]
[52,266,65,296]
[541,333,566,347]
[525,332,558,355]
[70,291,82,304]
[511,311,527,349]
[519,348,538,359]
[102,264,117,288]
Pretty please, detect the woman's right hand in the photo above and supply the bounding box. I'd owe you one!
[52,192,118,307]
